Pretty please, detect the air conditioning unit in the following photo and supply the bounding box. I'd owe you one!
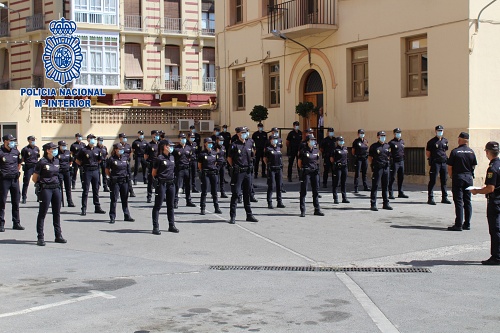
[199,120,214,132]
[178,119,194,132]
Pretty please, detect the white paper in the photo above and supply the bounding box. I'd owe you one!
[465,186,482,191]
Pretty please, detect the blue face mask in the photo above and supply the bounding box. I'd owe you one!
[294,126,300,131]
[272,139,278,145]
[119,149,124,155]
[215,131,220,136]
[122,137,128,142]
[8,141,15,149]
[339,141,345,146]
[207,143,213,149]
[328,132,334,137]
[218,140,224,145]
[190,137,195,142]
[52,149,59,157]
[155,135,160,141]
[62,146,67,151]
[139,135,144,140]
[168,146,174,153]
[98,141,103,145]
[78,137,82,141]
[258,128,263,132]
[180,138,187,145]
[360,134,365,139]
[89,138,96,145]
[309,140,316,147]
[191,129,196,134]
[379,136,386,143]
[437,131,443,137]
[223,128,227,132]
[395,133,402,139]
[30,141,36,146]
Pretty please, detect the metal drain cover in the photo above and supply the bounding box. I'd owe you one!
[209,266,431,273]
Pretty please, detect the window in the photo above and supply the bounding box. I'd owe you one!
[165,45,181,90]
[262,0,274,17]
[73,0,117,25]
[232,0,243,25]
[0,123,17,140]
[351,47,368,102]
[202,47,216,92]
[406,35,427,96]
[236,69,245,109]
[269,62,280,107]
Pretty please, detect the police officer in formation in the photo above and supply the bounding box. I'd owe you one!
[264,133,285,209]
[426,125,451,205]
[331,136,350,204]
[215,135,228,198]
[132,130,149,185]
[198,137,222,215]
[388,128,409,199]
[369,131,392,211]
[188,131,200,193]
[298,134,324,217]
[118,133,136,198]
[106,143,135,224]
[96,137,110,193]
[252,123,267,178]
[75,134,106,216]
[21,135,40,203]
[221,124,232,152]
[32,142,66,246]
[145,130,160,203]
[174,133,196,209]
[0,134,23,232]
[70,133,85,189]
[57,140,75,207]
[320,127,336,188]
[210,126,220,143]
[352,129,370,193]
[286,121,302,182]
[446,132,477,231]
[151,139,179,235]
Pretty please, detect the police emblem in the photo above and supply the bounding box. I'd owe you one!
[238,150,241,154]
[487,172,493,179]
[377,149,380,154]
[2,157,5,162]
[28,152,31,156]
[395,145,398,148]
[45,165,50,170]
[43,18,83,85]
[436,144,438,148]
[271,151,274,154]
[358,142,361,146]
[86,154,89,158]
[114,161,118,165]
[306,153,310,157]
[204,155,207,160]
[163,161,167,165]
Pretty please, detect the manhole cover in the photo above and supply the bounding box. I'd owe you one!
[209,266,431,273]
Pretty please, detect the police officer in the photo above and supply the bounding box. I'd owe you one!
[426,125,451,205]
[252,123,267,178]
[96,137,110,193]
[268,127,286,194]
[190,124,201,148]
[352,129,370,193]
[151,139,179,235]
[21,135,40,203]
[320,127,336,188]
[221,124,232,153]
[298,134,324,217]
[187,132,200,193]
[118,133,136,198]
[0,134,23,232]
[210,126,221,143]
[75,134,106,216]
[388,128,409,199]
[286,121,302,182]
[228,127,259,224]
[446,132,477,231]
[145,130,160,203]
[106,143,135,224]
[298,128,314,155]
[215,135,228,198]
[331,136,350,204]
[245,126,259,203]
[264,133,285,209]
[70,133,86,189]
[368,131,392,211]
[57,140,75,207]
[132,130,149,185]
[198,138,222,215]
[174,133,196,209]
[471,142,500,265]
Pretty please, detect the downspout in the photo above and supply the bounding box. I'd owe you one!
[475,0,498,32]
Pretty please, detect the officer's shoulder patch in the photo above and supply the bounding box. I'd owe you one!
[487,172,493,179]
[205,155,207,160]
[163,161,167,165]
[86,154,89,158]
[377,149,380,154]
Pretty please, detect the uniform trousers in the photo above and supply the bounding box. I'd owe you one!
[354,157,369,188]
[428,161,448,198]
[71,165,83,187]
[200,172,219,209]
[323,157,333,186]
[287,151,299,179]
[300,170,320,213]
[267,168,283,204]
[175,167,192,204]
[370,166,390,206]
[58,170,73,203]
[36,187,62,239]
[22,164,35,199]
[109,181,130,219]
[487,201,500,259]
[230,171,253,218]
[190,160,198,190]
[219,164,227,194]
[133,155,148,182]
[147,169,154,200]
[452,173,473,226]
[152,182,175,229]
[254,148,266,176]
[81,168,101,210]
[99,162,109,190]
[0,177,20,227]
[333,165,348,200]
[389,161,405,195]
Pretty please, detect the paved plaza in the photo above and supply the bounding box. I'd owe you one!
[0,176,498,333]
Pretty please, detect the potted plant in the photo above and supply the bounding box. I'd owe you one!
[249,104,269,123]
[295,101,319,128]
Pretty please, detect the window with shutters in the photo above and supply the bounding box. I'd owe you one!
[165,45,181,90]
[164,0,181,33]
[124,43,143,90]
[201,0,215,35]
[32,44,44,88]
[235,69,245,110]
[73,0,117,25]
[202,47,215,92]
[268,62,280,107]
[351,47,368,102]
[406,35,428,96]
[230,0,244,25]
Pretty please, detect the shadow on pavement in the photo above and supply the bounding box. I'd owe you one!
[390,225,448,231]
[100,229,152,234]
[64,219,108,223]
[397,260,480,266]
[176,219,224,224]
[322,207,373,211]
[0,239,38,245]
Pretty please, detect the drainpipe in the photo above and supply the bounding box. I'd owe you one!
[475,0,498,32]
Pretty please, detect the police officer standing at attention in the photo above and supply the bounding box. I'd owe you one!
[96,137,110,193]
[198,138,222,215]
[0,134,23,232]
[252,123,267,178]
[132,130,149,185]
[75,134,106,216]
[21,135,40,203]
[32,142,66,246]
[70,133,86,189]
[151,139,179,235]
[118,133,136,198]
[264,133,285,209]
[210,126,220,143]
[388,128,409,199]
[215,135,228,198]
[426,125,451,205]
[320,127,336,188]
[298,134,324,217]
[331,136,350,204]
[145,130,160,203]
[446,132,477,231]
[368,131,392,211]
[57,140,75,207]
[221,125,232,154]
[174,133,196,209]
[105,143,135,224]
[228,127,258,224]
[352,129,370,193]
[187,132,200,193]
[286,121,302,182]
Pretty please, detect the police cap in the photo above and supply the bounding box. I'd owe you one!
[306,134,316,141]
[217,135,224,141]
[42,142,57,150]
[113,143,124,150]
[27,135,36,141]
[178,133,186,139]
[75,133,82,138]
[358,129,365,134]
[161,139,173,146]
[87,133,96,139]
[458,132,469,139]
[327,127,334,132]
[213,126,220,131]
[2,134,16,141]
[151,130,159,135]
[393,128,401,133]
[138,130,144,135]
[204,137,213,143]
[189,125,195,129]
[485,141,499,152]
[118,133,127,138]
[377,131,386,136]
[97,137,103,141]
[337,136,344,142]
[236,127,248,133]
[257,123,263,127]
[293,121,299,126]
[58,140,66,146]
[435,125,444,131]
[271,127,279,132]
[305,128,313,133]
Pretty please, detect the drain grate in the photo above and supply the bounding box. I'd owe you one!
[209,266,431,273]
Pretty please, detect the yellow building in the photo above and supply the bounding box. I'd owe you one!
[215,0,500,184]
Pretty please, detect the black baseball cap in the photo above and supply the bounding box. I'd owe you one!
[306,134,316,141]
[118,133,127,138]
[236,127,247,133]
[113,143,124,150]
[358,129,365,134]
[485,141,499,152]
[293,121,299,126]
[393,128,401,133]
[138,130,144,135]
[327,127,334,132]
[204,137,213,143]
[87,133,96,139]
[305,128,313,133]
[271,127,279,132]
[377,131,386,136]
[161,139,173,146]
[178,133,186,138]
[257,123,263,127]
[58,140,66,146]
[435,125,444,130]
[151,130,159,135]
[217,135,224,141]
[2,134,16,141]
[27,135,36,141]
[213,126,220,131]
[42,142,57,150]
[189,125,195,129]
[337,136,344,142]
[75,133,82,137]
[222,124,228,128]
[97,137,103,141]
[458,132,469,139]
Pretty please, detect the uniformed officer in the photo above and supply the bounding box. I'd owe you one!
[57,140,75,207]
[264,133,285,209]
[21,135,40,203]
[187,132,200,193]
[0,134,23,232]
[210,126,221,143]
[388,128,409,199]
[368,131,392,211]
[75,134,106,216]
[190,124,201,148]
[268,127,286,194]
[215,135,228,198]
[174,133,196,209]
[298,128,314,155]
[118,133,136,198]
[151,139,179,235]
[159,130,166,140]
[252,123,268,178]
[96,137,110,193]
[106,143,135,224]
[70,133,86,189]
[331,136,350,204]
[132,130,149,185]
[221,124,232,153]
[32,142,66,246]
[286,121,302,182]
[298,134,324,217]
[145,130,160,203]
[198,138,222,215]
[245,126,259,203]
[228,127,259,224]
[446,132,477,231]
[320,127,336,188]
[471,142,500,265]
[426,125,451,205]
[352,129,370,193]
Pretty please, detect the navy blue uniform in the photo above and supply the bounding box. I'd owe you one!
[0,145,22,229]
[198,149,220,211]
[152,153,176,230]
[221,130,232,153]
[320,136,336,186]
[369,142,391,207]
[174,144,194,206]
[352,137,370,190]
[57,148,74,205]
[188,140,199,191]
[145,140,159,202]
[388,138,406,197]
[132,138,149,183]
[215,143,227,196]
[120,141,135,196]
[252,130,268,177]
[76,145,103,211]
[229,139,255,220]
[485,158,500,260]
[298,145,321,214]
[97,144,109,192]
[70,141,86,187]
[106,155,132,221]
[427,136,449,200]
[21,144,40,200]
[265,144,284,206]
[332,145,349,202]
[286,130,302,180]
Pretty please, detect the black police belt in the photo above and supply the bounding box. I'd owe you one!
[374,162,389,169]
[391,158,404,163]
[59,168,70,172]
[269,165,282,171]
[432,157,447,163]
[83,165,99,171]
[159,178,175,185]
[334,163,347,167]
[25,163,36,168]
[40,183,60,189]
[302,167,318,174]
[234,165,252,173]
[178,164,190,170]
[356,155,368,159]
[111,176,128,184]
[1,173,18,179]
[203,169,218,175]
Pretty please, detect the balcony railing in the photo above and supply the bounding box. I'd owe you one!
[26,13,45,32]
[124,15,143,31]
[74,73,119,87]
[201,19,215,35]
[202,77,216,92]
[0,22,9,37]
[74,11,117,25]
[163,18,183,34]
[165,75,192,91]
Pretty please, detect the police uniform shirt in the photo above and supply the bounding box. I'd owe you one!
[132,139,148,157]
[267,135,283,148]
[145,141,159,162]
[230,139,253,167]
[333,146,348,166]
[299,146,320,171]
[0,146,22,178]
[70,141,86,156]
[198,149,218,171]
[174,144,192,167]
[265,145,283,167]
[76,145,102,167]
[352,138,369,157]
[21,145,40,164]
[447,145,477,174]
[215,144,226,164]
[320,136,337,157]
[153,153,175,181]
[187,141,198,160]
[369,142,391,167]
[121,142,132,160]
[34,157,60,184]
[388,138,405,162]
[98,145,108,161]
[426,137,449,162]
[57,149,72,171]
[485,158,500,202]
[106,155,129,178]
[286,130,303,151]
[252,131,268,150]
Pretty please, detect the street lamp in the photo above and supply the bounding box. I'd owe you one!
[0,3,21,22]
[271,29,312,66]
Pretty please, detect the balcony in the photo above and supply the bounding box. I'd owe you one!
[165,75,192,91]
[125,78,143,90]
[74,11,117,25]
[26,13,44,32]
[124,15,143,31]
[202,77,216,92]
[0,22,9,37]
[163,18,183,34]
[266,0,337,39]
[74,73,119,87]
[201,19,215,36]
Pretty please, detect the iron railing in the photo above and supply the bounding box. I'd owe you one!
[0,22,9,37]
[201,18,215,35]
[268,0,336,33]
[124,15,143,31]
[26,14,44,32]
[165,75,192,91]
[74,12,117,25]
[163,18,183,34]
[202,77,216,92]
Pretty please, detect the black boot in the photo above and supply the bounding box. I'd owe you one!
[220,192,228,198]
[109,217,115,224]
[67,201,75,207]
[250,196,258,203]
[277,202,286,208]
[152,228,161,235]
[95,206,106,214]
[13,223,25,230]
[0,223,5,232]
[246,214,258,222]
[55,236,67,243]
[37,238,46,246]
[129,190,136,197]
[314,209,325,216]
[168,224,179,233]
[21,197,26,204]
[81,208,86,216]
[354,186,359,194]
[333,195,339,204]
[428,198,436,205]
[124,215,135,222]
[229,216,236,224]
[200,208,206,215]
[147,197,152,203]
[103,186,110,193]
[214,205,222,214]
[186,200,196,207]
[388,192,395,200]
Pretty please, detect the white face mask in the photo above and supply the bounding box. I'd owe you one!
[395,133,402,139]
[359,134,365,139]
[294,126,300,131]
[436,131,444,137]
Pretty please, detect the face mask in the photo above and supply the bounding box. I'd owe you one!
[218,140,224,145]
[360,134,365,139]
[30,141,36,146]
[119,149,124,155]
[191,129,196,134]
[89,138,96,145]
[98,141,103,145]
[62,146,67,151]
[258,128,263,132]
[155,135,160,141]
[207,143,213,149]
[168,147,174,153]
[379,136,386,143]
[180,138,187,145]
[8,141,15,149]
[215,131,220,136]
[395,133,402,139]
[242,133,249,140]
[309,140,316,147]
[122,138,128,142]
[437,131,443,137]
[223,128,227,132]
[294,126,299,131]
[190,137,195,142]
[52,149,59,157]
[272,139,278,145]
[339,141,345,146]
[78,137,82,141]
[139,135,144,140]
[328,132,334,137]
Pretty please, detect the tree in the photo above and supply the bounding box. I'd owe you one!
[295,101,319,119]
[249,105,269,123]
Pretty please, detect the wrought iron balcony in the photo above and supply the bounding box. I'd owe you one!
[201,19,215,36]
[26,13,44,32]
[0,22,9,37]
[163,18,183,34]
[124,15,143,31]
[165,75,192,91]
[202,77,216,92]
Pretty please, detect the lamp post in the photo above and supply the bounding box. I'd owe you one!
[271,29,312,66]
[0,3,20,21]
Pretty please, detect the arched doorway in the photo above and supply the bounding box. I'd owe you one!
[302,70,323,137]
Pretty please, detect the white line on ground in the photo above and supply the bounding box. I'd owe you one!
[0,290,115,319]
[336,273,400,333]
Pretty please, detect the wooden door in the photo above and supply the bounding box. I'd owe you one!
[303,94,318,138]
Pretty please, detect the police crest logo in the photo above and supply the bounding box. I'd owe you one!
[487,172,493,179]
[358,142,362,146]
[163,161,167,165]
[377,149,380,154]
[45,165,50,170]
[436,144,439,148]
[2,157,5,162]
[306,153,310,157]
[205,155,208,160]
[86,154,89,158]
[114,161,118,165]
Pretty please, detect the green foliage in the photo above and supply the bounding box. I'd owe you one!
[249,105,269,123]
[295,101,319,119]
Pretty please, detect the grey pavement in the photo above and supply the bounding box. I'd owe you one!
[0,175,498,333]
